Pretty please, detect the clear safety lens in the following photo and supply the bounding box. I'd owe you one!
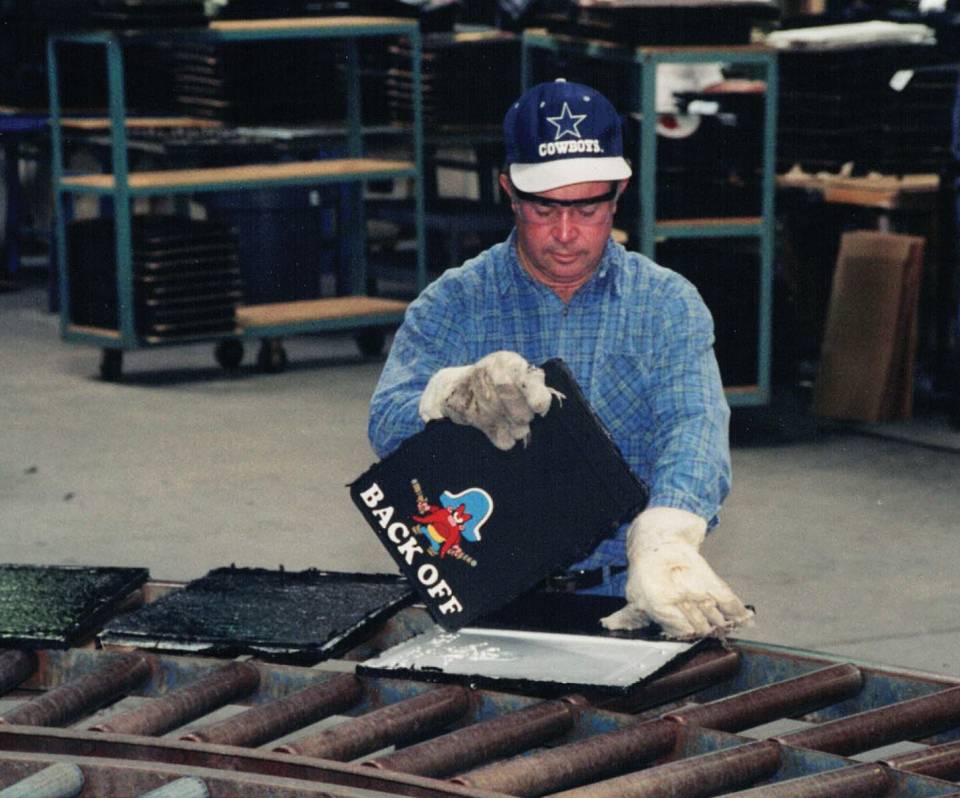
[515,199,613,226]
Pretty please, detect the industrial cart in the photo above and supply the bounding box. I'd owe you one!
[48,17,426,380]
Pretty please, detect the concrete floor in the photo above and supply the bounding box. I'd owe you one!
[2,276,959,679]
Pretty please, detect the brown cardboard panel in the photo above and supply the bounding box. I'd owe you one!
[814,231,925,422]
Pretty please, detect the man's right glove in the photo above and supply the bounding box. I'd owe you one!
[418,351,563,450]
[601,507,753,639]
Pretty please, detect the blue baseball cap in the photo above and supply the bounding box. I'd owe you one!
[503,79,632,194]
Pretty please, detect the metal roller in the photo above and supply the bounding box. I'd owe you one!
[722,763,891,798]
[0,651,37,697]
[181,673,363,748]
[137,776,209,798]
[275,684,473,760]
[0,655,152,727]
[596,649,742,714]
[666,664,864,732]
[452,663,860,798]
[367,698,579,777]
[778,684,960,756]
[90,661,261,736]
[547,740,782,798]
[883,739,960,781]
[452,717,679,796]
[0,762,84,798]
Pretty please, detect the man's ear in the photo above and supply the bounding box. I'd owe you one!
[612,178,630,210]
[498,172,513,199]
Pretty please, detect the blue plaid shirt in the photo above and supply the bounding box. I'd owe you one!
[368,232,731,597]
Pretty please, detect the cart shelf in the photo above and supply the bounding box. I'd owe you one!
[236,296,408,336]
[60,158,417,195]
[49,16,425,378]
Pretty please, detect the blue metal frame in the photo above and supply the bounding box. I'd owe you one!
[522,33,778,406]
[49,18,425,353]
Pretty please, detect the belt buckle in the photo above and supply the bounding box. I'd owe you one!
[548,568,600,593]
[546,569,588,593]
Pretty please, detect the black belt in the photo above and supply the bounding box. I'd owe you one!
[546,565,628,593]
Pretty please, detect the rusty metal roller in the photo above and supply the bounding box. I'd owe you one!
[367,697,581,777]
[275,684,472,760]
[722,763,891,798]
[778,684,960,756]
[452,717,679,796]
[0,654,152,728]
[453,664,860,798]
[883,739,960,781]
[181,672,363,748]
[0,651,37,697]
[547,739,782,798]
[89,661,261,736]
[596,649,742,714]
[666,664,864,732]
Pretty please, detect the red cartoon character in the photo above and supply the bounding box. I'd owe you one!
[412,501,472,558]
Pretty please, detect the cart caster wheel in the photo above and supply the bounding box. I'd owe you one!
[354,327,386,357]
[99,349,123,381]
[256,339,288,373]
[215,339,244,370]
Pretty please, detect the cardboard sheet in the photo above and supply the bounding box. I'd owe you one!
[815,231,925,422]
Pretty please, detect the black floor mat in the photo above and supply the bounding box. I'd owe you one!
[99,567,414,664]
[0,565,148,648]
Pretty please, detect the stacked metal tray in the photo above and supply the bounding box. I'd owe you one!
[777,45,958,175]
[68,215,242,341]
[87,0,207,29]
[384,30,521,128]
[547,1,780,47]
[169,39,353,124]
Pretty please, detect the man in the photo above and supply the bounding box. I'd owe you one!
[368,79,752,639]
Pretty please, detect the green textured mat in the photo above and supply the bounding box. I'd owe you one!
[0,565,149,648]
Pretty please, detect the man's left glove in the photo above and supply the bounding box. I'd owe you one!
[418,351,563,450]
[600,507,753,639]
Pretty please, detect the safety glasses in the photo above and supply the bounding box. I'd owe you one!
[511,185,619,226]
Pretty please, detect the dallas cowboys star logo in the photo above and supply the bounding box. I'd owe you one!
[546,102,587,141]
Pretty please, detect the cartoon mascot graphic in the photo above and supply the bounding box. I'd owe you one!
[410,479,493,566]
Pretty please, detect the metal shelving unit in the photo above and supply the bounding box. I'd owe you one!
[522,30,778,406]
[48,16,425,378]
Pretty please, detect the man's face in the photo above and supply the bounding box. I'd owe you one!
[501,176,624,299]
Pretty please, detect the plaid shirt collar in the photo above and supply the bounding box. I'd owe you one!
[499,230,625,299]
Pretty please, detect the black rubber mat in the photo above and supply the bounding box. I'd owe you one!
[351,359,649,631]
[99,567,414,663]
[0,565,148,649]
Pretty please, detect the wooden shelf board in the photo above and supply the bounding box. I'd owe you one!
[67,324,122,340]
[724,384,760,395]
[777,173,939,210]
[61,117,221,131]
[210,16,412,32]
[657,216,762,228]
[61,158,414,191]
[237,296,408,329]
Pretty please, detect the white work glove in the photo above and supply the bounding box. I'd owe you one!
[601,507,753,639]
[418,351,563,450]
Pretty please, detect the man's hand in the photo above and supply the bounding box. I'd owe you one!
[419,351,563,450]
[601,507,753,639]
